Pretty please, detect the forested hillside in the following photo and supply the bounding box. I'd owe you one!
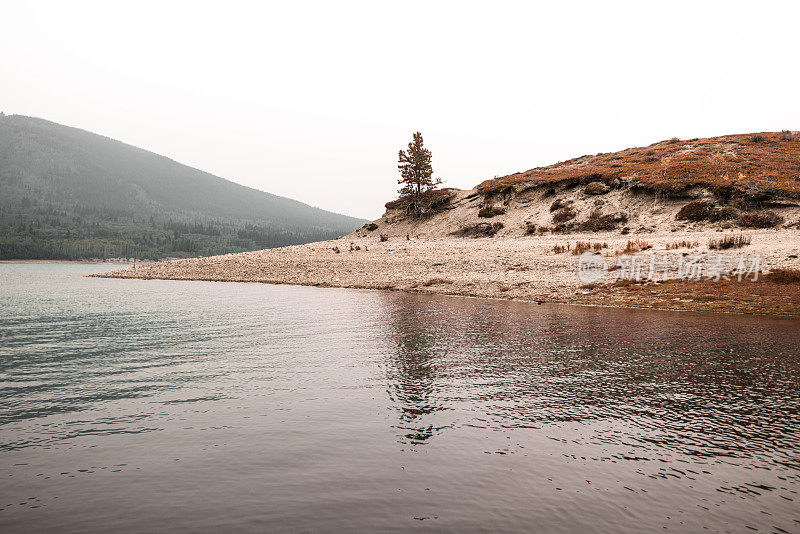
[0,114,365,260]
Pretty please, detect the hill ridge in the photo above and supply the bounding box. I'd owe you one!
[355,131,799,240]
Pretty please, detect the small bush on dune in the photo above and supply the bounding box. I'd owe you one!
[709,205,740,221]
[478,205,506,218]
[550,199,567,212]
[576,209,625,231]
[552,206,577,224]
[780,130,794,141]
[364,222,379,231]
[585,182,610,195]
[452,222,503,238]
[676,200,714,221]
[750,134,766,143]
[738,211,784,228]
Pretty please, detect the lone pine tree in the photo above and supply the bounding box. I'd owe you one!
[397,132,441,215]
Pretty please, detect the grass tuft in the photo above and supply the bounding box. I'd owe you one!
[708,234,750,250]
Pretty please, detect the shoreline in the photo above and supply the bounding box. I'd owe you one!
[1,259,134,265]
[92,229,800,317]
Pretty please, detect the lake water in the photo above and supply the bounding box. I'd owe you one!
[1,263,799,533]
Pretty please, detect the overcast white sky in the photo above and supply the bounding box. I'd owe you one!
[2,1,798,219]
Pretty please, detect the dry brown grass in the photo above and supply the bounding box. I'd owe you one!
[477,132,800,198]
[585,181,610,195]
[572,241,608,255]
[763,268,800,284]
[666,240,698,250]
[577,277,800,316]
[616,238,651,255]
[708,234,751,250]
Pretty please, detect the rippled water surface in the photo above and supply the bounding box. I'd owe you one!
[1,263,799,533]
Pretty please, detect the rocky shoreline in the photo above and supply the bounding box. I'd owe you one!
[93,229,800,317]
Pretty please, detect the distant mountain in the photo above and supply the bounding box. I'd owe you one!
[0,114,366,260]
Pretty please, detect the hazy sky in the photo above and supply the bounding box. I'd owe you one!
[2,1,798,219]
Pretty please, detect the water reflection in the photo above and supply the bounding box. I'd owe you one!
[379,293,800,481]
[383,297,445,445]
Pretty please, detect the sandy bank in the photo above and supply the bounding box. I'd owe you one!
[93,229,800,317]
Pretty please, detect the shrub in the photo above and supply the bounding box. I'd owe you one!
[676,200,714,221]
[384,188,455,216]
[738,211,784,228]
[478,205,506,218]
[364,222,379,231]
[553,244,568,254]
[524,221,537,235]
[550,199,567,212]
[576,209,624,231]
[709,205,740,221]
[332,246,341,253]
[764,268,800,284]
[379,234,389,242]
[780,130,793,141]
[709,234,750,250]
[552,206,577,224]
[751,134,766,143]
[585,182,610,195]
[452,222,503,238]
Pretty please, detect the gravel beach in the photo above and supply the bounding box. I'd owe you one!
[95,229,800,316]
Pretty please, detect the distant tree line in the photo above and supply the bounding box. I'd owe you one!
[0,114,365,260]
